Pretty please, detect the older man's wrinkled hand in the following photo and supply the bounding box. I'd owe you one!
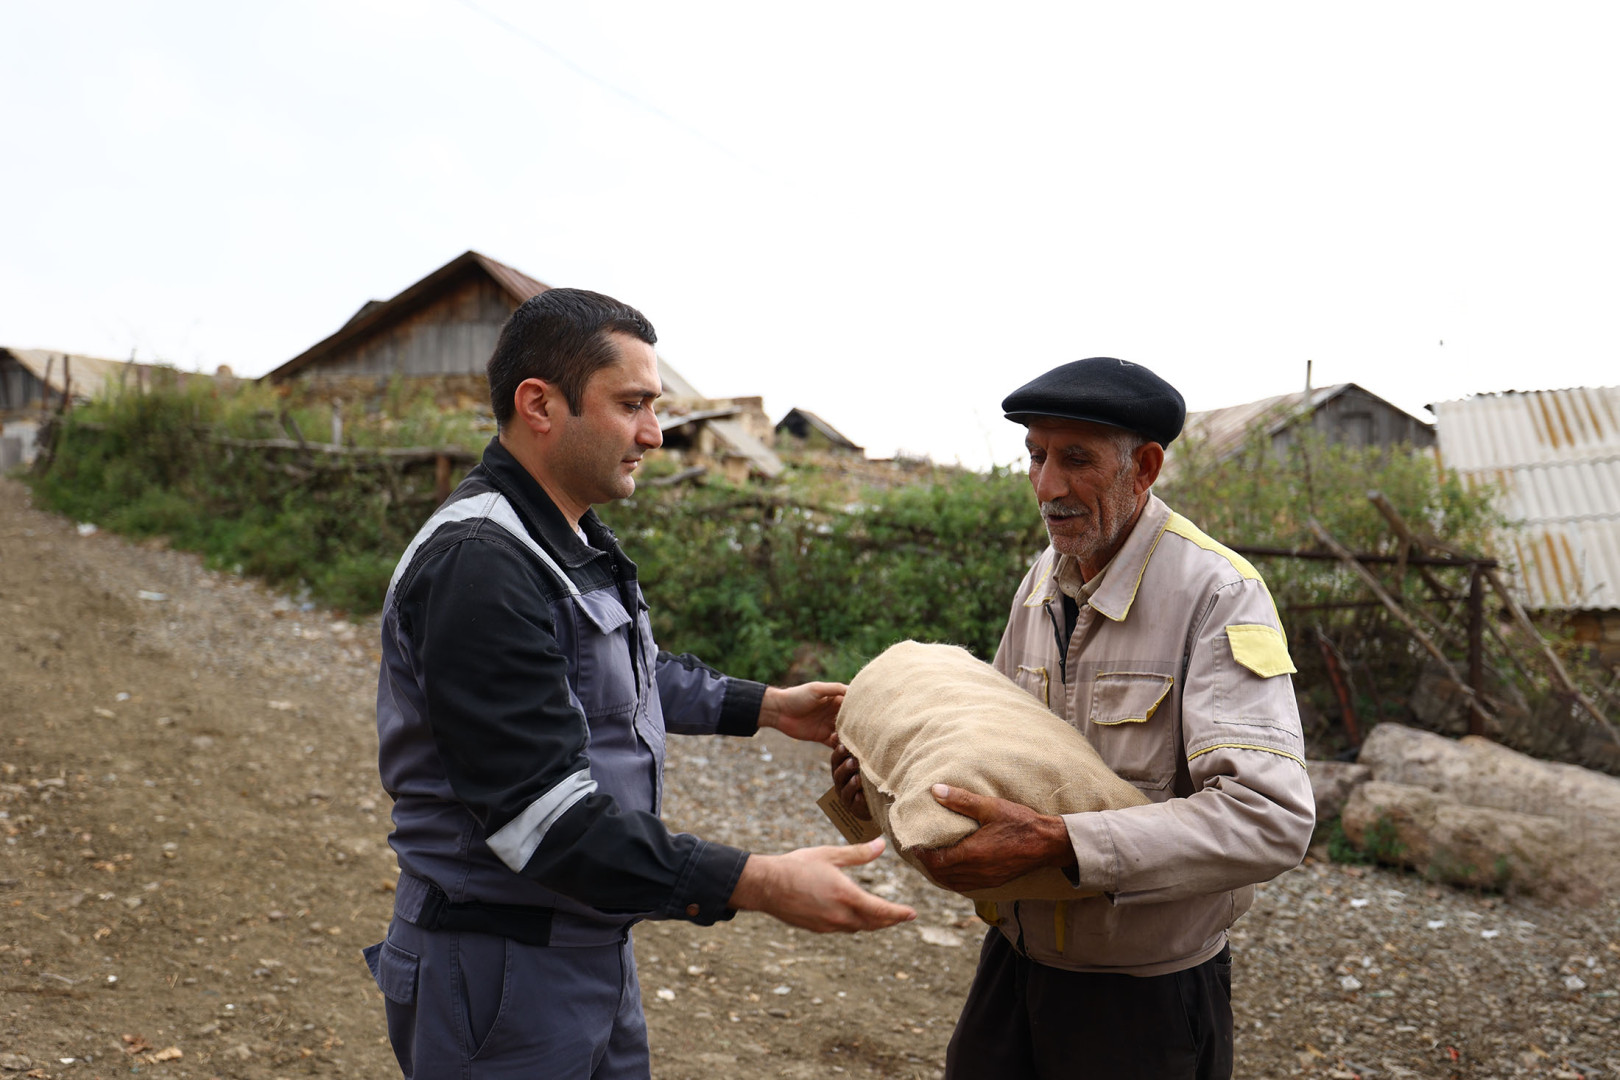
[829,739,870,820]
[913,784,1076,893]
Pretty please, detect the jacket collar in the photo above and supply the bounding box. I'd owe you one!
[1048,493,1172,624]
[477,437,628,574]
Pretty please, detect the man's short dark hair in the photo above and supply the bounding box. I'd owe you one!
[487,288,658,426]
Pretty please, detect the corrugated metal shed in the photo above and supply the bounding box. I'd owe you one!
[1432,386,1620,611]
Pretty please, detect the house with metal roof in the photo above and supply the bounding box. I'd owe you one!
[1,347,188,469]
[1,347,149,416]
[266,250,553,386]
[1181,382,1435,463]
[1431,387,1620,661]
[264,250,782,478]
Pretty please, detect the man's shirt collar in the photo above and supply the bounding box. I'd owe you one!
[478,437,628,574]
[1053,494,1172,624]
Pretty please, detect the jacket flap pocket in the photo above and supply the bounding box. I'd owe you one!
[1013,665,1051,708]
[364,940,419,1005]
[1088,671,1173,725]
[574,590,632,635]
[1225,624,1296,678]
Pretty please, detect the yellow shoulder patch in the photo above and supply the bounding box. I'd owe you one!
[1164,513,1261,581]
[1226,624,1297,678]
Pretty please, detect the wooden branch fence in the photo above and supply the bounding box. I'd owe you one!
[1230,490,1617,752]
[31,414,1614,756]
[34,410,480,504]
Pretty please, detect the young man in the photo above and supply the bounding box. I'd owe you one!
[368,288,913,1080]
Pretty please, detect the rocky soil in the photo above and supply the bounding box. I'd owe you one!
[0,474,1616,1078]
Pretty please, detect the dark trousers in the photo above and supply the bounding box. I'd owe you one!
[945,930,1233,1080]
[365,918,649,1079]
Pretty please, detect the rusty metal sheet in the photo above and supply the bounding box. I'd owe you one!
[1432,387,1620,611]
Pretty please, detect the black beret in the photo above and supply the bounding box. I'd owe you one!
[1002,357,1186,446]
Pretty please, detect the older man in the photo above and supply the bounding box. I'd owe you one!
[367,288,914,1080]
[836,357,1314,1080]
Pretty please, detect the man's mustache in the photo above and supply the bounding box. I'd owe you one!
[1040,501,1090,518]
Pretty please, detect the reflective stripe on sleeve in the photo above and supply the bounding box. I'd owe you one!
[485,768,599,873]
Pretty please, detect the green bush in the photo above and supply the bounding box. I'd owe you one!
[1157,424,1517,755]
[603,466,1046,683]
[29,383,1046,671]
[1159,423,1503,608]
[34,381,1539,738]
[28,379,477,613]
[1322,817,1372,865]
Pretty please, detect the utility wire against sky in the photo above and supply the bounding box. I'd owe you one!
[446,0,762,174]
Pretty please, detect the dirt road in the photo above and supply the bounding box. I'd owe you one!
[2,476,1616,1078]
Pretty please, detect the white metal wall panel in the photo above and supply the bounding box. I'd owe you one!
[1433,387,1620,610]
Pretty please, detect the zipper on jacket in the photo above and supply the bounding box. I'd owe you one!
[607,547,644,687]
[1043,602,1069,685]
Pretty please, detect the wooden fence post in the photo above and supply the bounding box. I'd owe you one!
[435,454,452,503]
[1314,629,1362,748]
[1467,564,1486,737]
[1483,567,1618,744]
[1308,518,1482,716]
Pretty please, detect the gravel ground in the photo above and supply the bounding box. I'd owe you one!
[1,474,1617,1078]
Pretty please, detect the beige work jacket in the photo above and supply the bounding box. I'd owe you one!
[986,494,1314,976]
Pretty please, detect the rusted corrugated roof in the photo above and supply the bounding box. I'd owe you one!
[1432,386,1620,611]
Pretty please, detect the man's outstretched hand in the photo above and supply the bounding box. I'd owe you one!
[759,682,847,746]
[913,784,1076,893]
[729,837,915,933]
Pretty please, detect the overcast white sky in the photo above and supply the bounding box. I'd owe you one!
[4,2,1617,468]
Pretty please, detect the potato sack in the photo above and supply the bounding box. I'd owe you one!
[837,640,1148,901]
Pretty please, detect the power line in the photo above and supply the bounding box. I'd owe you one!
[446,0,757,170]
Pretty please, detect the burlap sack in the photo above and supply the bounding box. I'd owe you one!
[837,640,1148,901]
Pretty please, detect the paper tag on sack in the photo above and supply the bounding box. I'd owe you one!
[816,786,884,844]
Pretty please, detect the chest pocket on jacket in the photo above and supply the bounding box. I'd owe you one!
[570,589,637,718]
[629,592,666,759]
[1012,664,1052,709]
[1087,671,1175,791]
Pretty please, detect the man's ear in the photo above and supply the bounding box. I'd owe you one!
[511,378,563,436]
[1132,441,1165,494]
